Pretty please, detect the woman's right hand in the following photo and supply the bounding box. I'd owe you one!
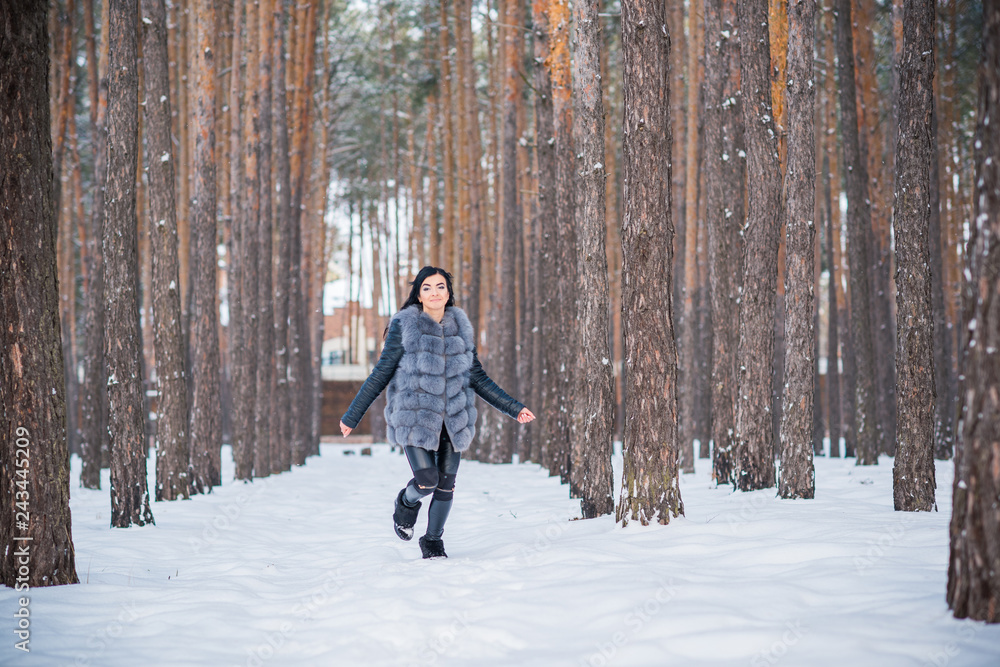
[340,421,353,437]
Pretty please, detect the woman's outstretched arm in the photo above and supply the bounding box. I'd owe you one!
[469,349,533,422]
[340,319,404,436]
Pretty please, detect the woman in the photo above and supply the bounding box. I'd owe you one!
[340,266,535,559]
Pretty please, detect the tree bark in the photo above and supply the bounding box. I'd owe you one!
[778,0,816,500]
[891,0,938,511]
[679,0,705,475]
[733,0,782,491]
[105,0,154,527]
[142,0,191,501]
[569,0,615,517]
[705,0,744,485]
[494,0,522,464]
[272,0,293,472]
[616,0,684,526]
[546,0,576,482]
[0,0,80,587]
[188,0,222,492]
[255,0,275,477]
[854,0,897,457]
[78,0,110,489]
[533,0,556,471]
[834,0,878,465]
[947,0,1000,621]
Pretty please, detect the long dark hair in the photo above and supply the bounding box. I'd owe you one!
[383,266,456,339]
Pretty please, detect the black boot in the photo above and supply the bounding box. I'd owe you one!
[419,535,447,559]
[393,489,420,541]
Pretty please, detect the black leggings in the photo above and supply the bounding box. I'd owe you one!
[401,429,461,539]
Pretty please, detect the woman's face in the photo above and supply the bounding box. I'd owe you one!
[419,273,449,309]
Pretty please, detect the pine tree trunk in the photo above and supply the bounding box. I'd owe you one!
[105,0,154,527]
[142,0,191,501]
[272,0,293,472]
[705,0,744,485]
[79,0,110,489]
[854,0,897,457]
[616,0,684,526]
[928,104,954,461]
[824,152,842,458]
[226,0,245,455]
[0,0,80,587]
[547,0,576,482]
[778,0,816,499]
[532,0,556,471]
[891,0,937,512]
[188,0,222,492]
[678,0,705,474]
[494,0,522,464]
[233,0,260,480]
[439,0,455,272]
[255,0,275,477]
[835,0,878,465]
[734,0,782,491]
[947,0,1000,621]
[569,0,614,517]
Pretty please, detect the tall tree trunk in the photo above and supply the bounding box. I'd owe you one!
[823,0,849,459]
[226,0,245,455]
[533,0,556,471]
[547,0,576,482]
[79,0,110,489]
[439,0,455,272]
[705,0,744,485]
[616,0,684,527]
[105,0,154,527]
[734,0,782,491]
[0,0,79,587]
[928,103,954,461]
[835,0,878,465]
[824,154,842,459]
[601,18,624,444]
[570,0,614,517]
[494,0,522,464]
[272,0,293,472]
[142,0,191,501]
[891,0,937,512]
[255,0,275,477]
[233,0,260,480]
[854,0,897,458]
[188,0,222,492]
[947,0,1000,621]
[778,0,816,499]
[679,0,705,474]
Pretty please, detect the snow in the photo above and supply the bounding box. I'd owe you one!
[2,445,998,666]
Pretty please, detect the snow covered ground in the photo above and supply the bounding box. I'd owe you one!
[2,442,999,667]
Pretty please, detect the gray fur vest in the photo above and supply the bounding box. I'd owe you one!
[385,305,477,452]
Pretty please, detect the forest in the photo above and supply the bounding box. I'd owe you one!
[1,0,998,655]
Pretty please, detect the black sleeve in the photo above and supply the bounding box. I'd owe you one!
[469,348,525,419]
[340,319,404,428]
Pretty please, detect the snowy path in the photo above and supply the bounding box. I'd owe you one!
[2,443,998,667]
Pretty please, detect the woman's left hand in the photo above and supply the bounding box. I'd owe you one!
[516,408,535,424]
